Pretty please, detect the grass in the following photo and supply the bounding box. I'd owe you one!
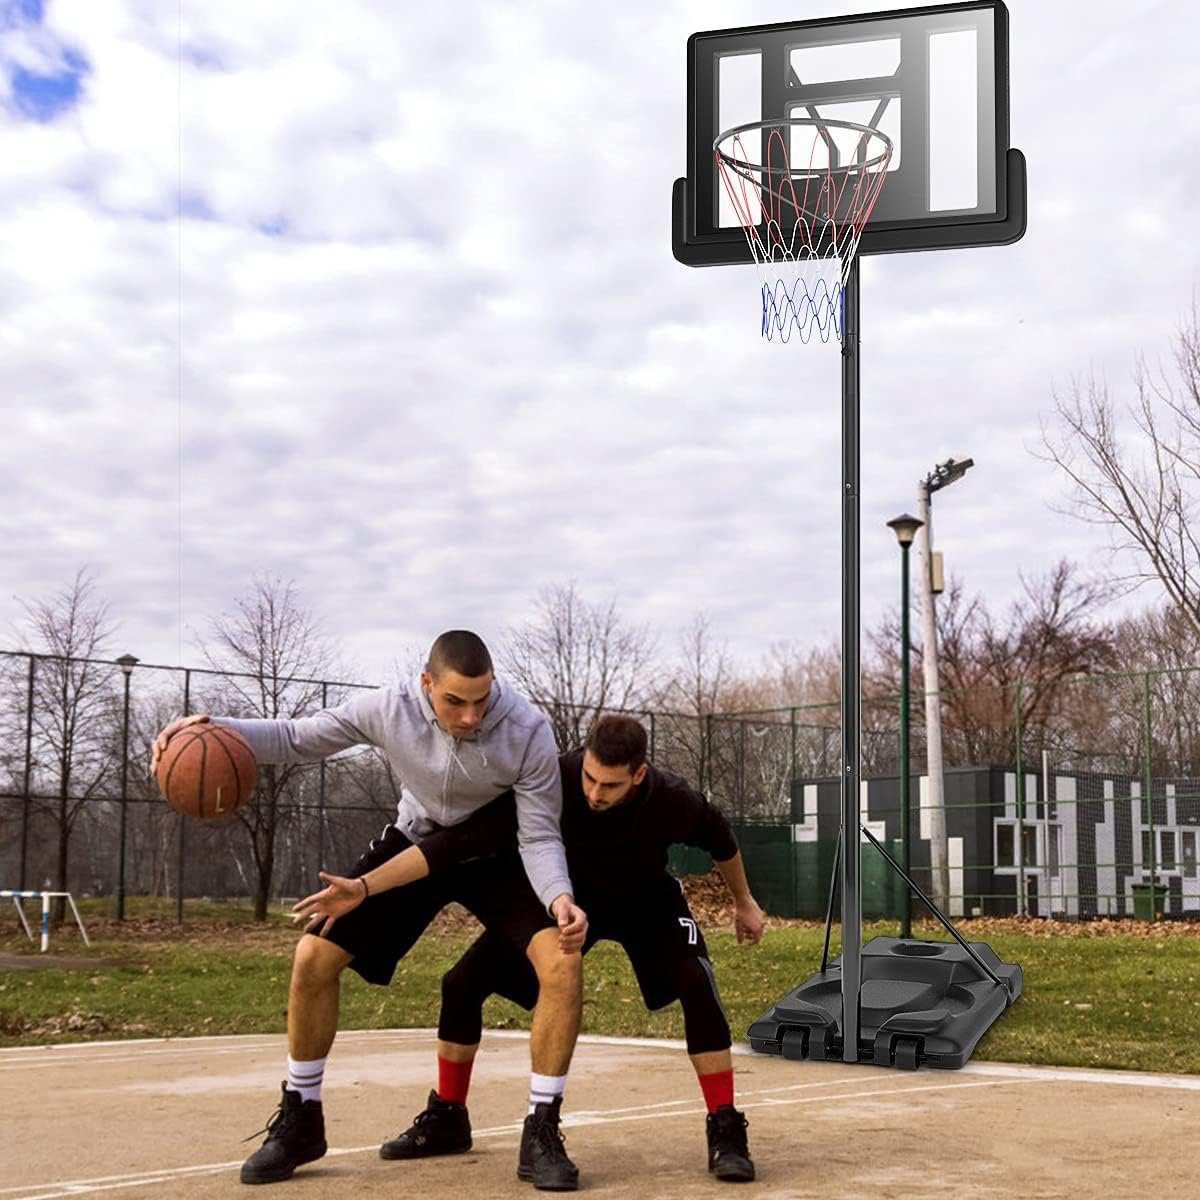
[2,898,1198,1074]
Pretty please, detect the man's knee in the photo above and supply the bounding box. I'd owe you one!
[292,933,351,992]
[675,957,731,1055]
[528,933,582,998]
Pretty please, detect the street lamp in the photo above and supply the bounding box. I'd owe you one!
[116,654,139,921]
[887,513,923,939]
[918,456,973,913]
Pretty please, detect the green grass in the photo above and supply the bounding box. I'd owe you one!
[2,902,1198,1074]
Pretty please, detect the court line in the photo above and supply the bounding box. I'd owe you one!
[0,1076,1025,1200]
[4,1028,1198,1092]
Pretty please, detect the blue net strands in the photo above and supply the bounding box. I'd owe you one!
[762,273,844,343]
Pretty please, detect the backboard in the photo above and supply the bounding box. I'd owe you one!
[672,0,1026,266]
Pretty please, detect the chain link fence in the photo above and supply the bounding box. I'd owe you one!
[1,650,1197,923]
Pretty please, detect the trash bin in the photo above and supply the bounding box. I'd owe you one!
[1131,883,1165,921]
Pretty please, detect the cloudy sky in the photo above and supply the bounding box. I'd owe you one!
[1,0,1197,682]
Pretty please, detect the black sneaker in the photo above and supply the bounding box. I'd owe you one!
[240,1084,327,1185]
[517,1095,579,1191]
[706,1104,755,1183]
[380,1089,473,1159]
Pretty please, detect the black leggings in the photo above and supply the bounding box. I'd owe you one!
[437,935,731,1056]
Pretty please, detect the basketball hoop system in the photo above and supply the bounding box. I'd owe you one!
[715,118,892,343]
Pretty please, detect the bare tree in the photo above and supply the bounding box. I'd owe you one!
[198,576,346,920]
[646,613,731,784]
[10,568,120,911]
[501,582,657,749]
[1040,299,1200,638]
[1110,604,1200,776]
[869,559,1116,767]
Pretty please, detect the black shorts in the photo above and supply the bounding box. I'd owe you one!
[468,874,710,1012]
[327,824,555,986]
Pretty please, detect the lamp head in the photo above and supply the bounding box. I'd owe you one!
[886,513,924,547]
[925,456,974,492]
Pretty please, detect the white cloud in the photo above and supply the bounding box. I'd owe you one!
[1,0,1197,685]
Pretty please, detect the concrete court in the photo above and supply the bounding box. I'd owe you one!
[2,1029,1196,1199]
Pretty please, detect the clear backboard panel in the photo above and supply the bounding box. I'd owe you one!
[673,1,1026,265]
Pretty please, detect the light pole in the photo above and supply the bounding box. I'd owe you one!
[918,456,973,914]
[116,654,139,921]
[887,513,923,940]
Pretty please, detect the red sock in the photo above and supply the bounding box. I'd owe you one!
[698,1068,734,1113]
[437,1054,474,1104]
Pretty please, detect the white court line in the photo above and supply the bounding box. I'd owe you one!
[0,1076,1025,1200]
[4,1028,1197,1092]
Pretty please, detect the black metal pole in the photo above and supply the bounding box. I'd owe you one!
[900,539,912,939]
[318,682,328,871]
[19,655,34,892]
[861,825,1007,990]
[177,669,190,924]
[840,259,862,1062]
[820,828,842,974]
[117,670,131,921]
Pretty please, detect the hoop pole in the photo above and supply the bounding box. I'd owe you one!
[839,257,862,1061]
[41,890,49,952]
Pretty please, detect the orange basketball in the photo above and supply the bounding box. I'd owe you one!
[156,724,257,819]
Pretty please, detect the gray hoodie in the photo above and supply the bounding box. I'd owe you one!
[216,676,572,911]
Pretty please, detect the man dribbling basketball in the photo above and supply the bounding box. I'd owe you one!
[151,631,587,1191]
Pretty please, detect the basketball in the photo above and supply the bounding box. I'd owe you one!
[156,724,257,819]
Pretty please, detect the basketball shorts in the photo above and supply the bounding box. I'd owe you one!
[324,823,555,986]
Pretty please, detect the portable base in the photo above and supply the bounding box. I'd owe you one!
[747,935,1023,1070]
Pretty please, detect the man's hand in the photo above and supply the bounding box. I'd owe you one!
[150,713,210,777]
[550,894,587,954]
[291,871,368,938]
[734,898,766,945]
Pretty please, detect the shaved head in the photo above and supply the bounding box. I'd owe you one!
[427,630,493,680]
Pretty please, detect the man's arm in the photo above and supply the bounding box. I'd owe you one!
[664,771,765,944]
[512,723,575,913]
[215,689,391,763]
[152,689,394,774]
[712,849,766,945]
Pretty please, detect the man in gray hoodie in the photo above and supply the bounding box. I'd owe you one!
[151,631,586,1191]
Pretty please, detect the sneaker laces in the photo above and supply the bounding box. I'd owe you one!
[533,1112,569,1158]
[711,1108,749,1155]
[243,1095,298,1144]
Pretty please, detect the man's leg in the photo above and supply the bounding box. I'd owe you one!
[289,933,353,1062]
[243,824,436,1186]
[671,960,753,1183]
[525,926,583,1082]
[621,887,754,1185]
[241,935,350,1185]
[381,933,539,1161]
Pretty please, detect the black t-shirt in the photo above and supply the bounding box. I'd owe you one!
[418,748,738,903]
[558,748,737,899]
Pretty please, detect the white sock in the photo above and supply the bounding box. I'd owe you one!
[529,1072,567,1115]
[286,1055,326,1103]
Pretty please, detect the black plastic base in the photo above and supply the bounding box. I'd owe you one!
[747,935,1023,1070]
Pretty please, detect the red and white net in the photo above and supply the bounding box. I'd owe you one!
[715,120,892,343]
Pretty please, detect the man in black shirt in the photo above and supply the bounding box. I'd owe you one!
[384,714,766,1184]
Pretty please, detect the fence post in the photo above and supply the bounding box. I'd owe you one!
[19,655,35,892]
[790,707,798,916]
[737,720,746,824]
[176,669,190,925]
[1014,680,1025,916]
[1143,671,1156,921]
[318,682,328,870]
[649,711,657,763]
[704,713,714,798]
[116,657,137,920]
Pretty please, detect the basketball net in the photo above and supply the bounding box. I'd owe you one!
[715,120,892,344]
